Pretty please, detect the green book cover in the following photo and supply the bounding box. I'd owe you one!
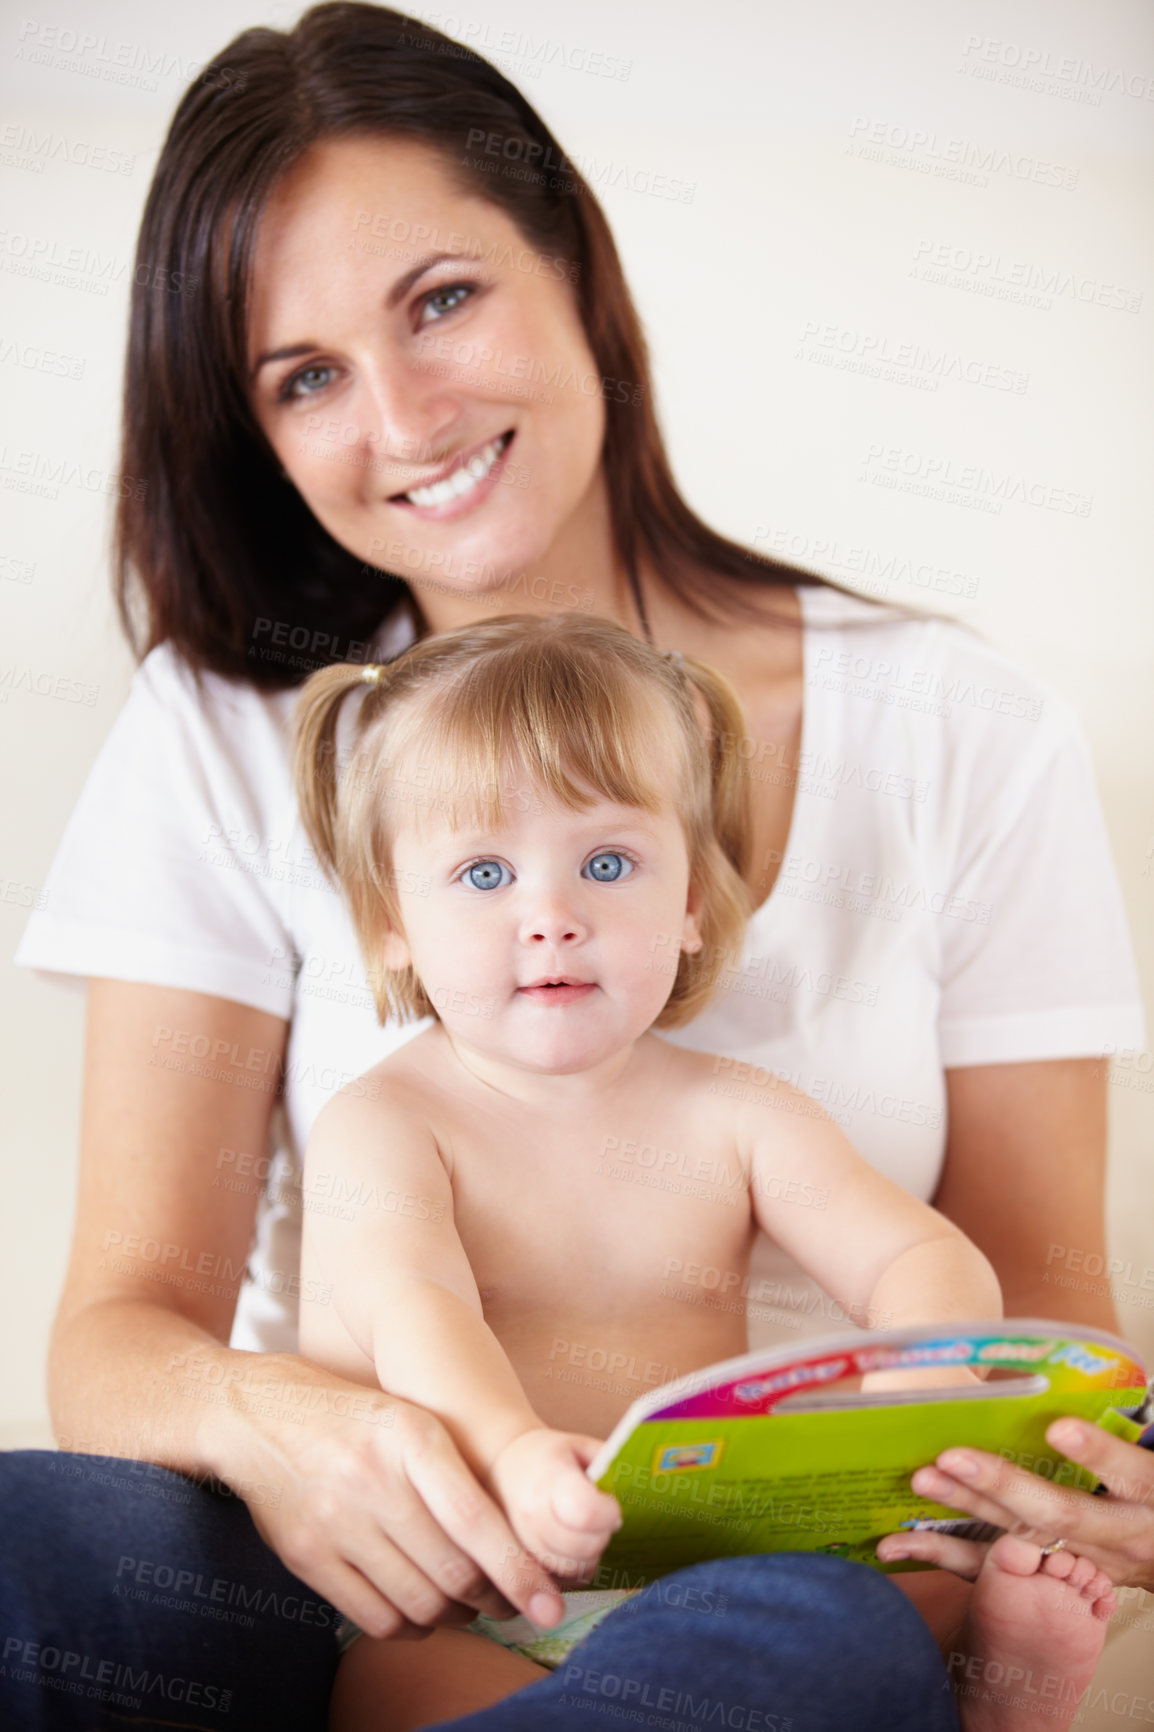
[588,1319,1148,1586]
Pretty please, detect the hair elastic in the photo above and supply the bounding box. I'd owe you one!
[361,663,384,685]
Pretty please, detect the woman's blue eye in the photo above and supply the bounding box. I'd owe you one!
[420,283,472,323]
[280,363,335,401]
[585,852,632,883]
[466,860,510,891]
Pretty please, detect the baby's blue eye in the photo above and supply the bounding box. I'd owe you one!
[466,860,510,891]
[585,852,632,883]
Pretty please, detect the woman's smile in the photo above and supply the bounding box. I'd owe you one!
[390,429,515,517]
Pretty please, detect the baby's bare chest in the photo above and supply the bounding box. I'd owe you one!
[443,1104,754,1322]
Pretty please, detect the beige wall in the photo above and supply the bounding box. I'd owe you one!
[2,0,1152,1707]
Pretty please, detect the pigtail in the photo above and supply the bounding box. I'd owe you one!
[647,650,756,1030]
[679,655,754,888]
[291,662,389,883]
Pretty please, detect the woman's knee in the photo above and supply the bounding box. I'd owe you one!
[0,1450,341,1732]
[592,1555,957,1728]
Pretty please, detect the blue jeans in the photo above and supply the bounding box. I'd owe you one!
[0,1451,959,1731]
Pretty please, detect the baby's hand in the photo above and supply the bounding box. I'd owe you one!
[490,1428,622,1583]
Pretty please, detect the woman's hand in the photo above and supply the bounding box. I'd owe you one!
[876,1420,1154,1592]
[488,1427,622,1583]
[212,1354,573,1640]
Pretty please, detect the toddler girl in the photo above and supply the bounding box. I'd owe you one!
[292,613,1115,1732]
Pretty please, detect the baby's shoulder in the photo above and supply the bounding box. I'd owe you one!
[644,1033,722,1087]
[652,1036,842,1153]
[314,1030,443,1134]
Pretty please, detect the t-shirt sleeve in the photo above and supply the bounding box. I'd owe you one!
[13,646,298,1018]
[936,693,1145,1068]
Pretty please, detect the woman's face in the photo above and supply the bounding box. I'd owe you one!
[246,136,609,600]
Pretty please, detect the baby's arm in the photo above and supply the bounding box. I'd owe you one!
[304,1087,620,1575]
[741,1081,1001,1382]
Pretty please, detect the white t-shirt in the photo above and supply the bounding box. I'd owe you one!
[15,586,1145,1353]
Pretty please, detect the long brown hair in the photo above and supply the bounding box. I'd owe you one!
[116,1,848,690]
[292,612,753,1027]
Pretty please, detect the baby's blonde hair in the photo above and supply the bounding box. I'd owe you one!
[292,612,754,1029]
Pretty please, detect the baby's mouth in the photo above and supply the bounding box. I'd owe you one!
[517,977,597,1004]
[391,431,513,508]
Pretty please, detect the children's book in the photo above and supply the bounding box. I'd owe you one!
[587,1320,1150,1585]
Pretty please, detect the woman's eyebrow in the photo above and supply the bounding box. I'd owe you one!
[250,254,471,380]
[385,251,467,309]
[251,341,316,381]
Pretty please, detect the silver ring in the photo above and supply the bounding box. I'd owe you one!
[1038,1537,1067,1557]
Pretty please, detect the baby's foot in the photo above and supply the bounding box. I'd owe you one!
[947,1534,1115,1731]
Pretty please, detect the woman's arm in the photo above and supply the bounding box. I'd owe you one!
[51,979,565,1636]
[50,982,289,1466]
[935,1059,1117,1330]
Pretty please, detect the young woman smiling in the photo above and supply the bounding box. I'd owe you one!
[7,5,1150,1729]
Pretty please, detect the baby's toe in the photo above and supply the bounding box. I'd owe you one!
[1036,1549,1086,1589]
[1037,1546,1078,1583]
[987,1532,1045,1576]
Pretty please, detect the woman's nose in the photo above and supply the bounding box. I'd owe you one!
[354,355,464,478]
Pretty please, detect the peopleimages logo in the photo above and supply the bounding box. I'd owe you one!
[464,128,696,204]
[406,15,632,80]
[959,34,1154,102]
[0,121,135,174]
[910,240,1142,314]
[1,1635,232,1715]
[847,116,1080,189]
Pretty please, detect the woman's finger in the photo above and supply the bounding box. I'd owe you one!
[919,1451,1094,1536]
[909,1463,1038,1536]
[1045,1419,1154,1507]
[300,1556,418,1644]
[403,1423,566,1624]
[339,1518,487,1632]
[913,1445,1154,1587]
[353,1478,520,1623]
[876,1529,988,1580]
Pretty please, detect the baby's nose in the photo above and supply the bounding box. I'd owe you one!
[520,893,587,946]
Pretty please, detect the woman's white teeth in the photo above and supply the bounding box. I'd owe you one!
[406,436,506,507]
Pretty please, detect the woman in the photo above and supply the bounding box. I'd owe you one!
[7,4,1150,1728]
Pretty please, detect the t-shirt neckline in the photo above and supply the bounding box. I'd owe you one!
[744,583,815,925]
